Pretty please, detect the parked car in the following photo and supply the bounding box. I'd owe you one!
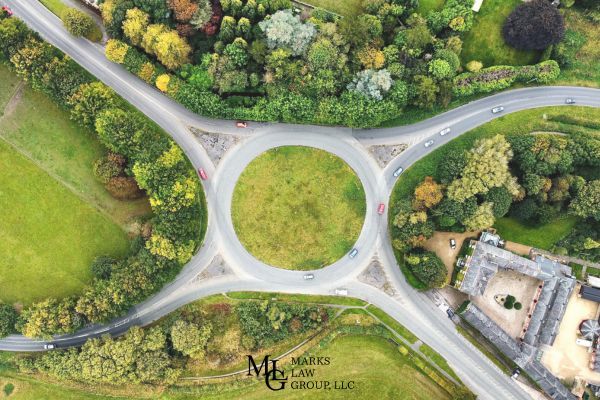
[303,274,314,280]
[43,343,56,350]
[565,98,575,104]
[198,168,208,180]
[439,127,451,136]
[446,309,455,319]
[449,238,457,249]
[377,203,385,215]
[511,368,521,380]
[424,139,434,148]
[393,166,404,177]
[335,288,348,296]
[1,6,13,16]
[349,248,358,258]
[491,106,504,114]
[236,121,248,128]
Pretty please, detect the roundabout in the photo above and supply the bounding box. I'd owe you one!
[3,2,600,399]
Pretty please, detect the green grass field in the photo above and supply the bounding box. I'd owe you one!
[0,66,148,305]
[493,216,578,250]
[417,0,445,16]
[305,0,363,17]
[232,146,366,270]
[461,0,539,67]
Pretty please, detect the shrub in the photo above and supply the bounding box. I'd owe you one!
[465,60,482,72]
[90,256,117,280]
[105,39,130,64]
[0,303,18,338]
[106,176,145,200]
[93,155,123,183]
[504,295,516,309]
[514,302,522,310]
[347,69,393,101]
[156,73,171,92]
[61,8,94,38]
[502,0,564,50]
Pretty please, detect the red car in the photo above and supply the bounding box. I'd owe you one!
[377,203,385,215]
[236,121,248,128]
[2,6,13,16]
[198,168,208,180]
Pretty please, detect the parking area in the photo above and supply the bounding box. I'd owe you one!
[471,270,541,339]
[424,231,479,280]
[542,286,600,383]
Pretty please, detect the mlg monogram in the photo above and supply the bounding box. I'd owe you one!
[247,355,288,391]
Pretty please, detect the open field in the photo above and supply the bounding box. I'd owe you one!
[305,0,363,16]
[232,146,365,270]
[461,0,539,67]
[494,216,578,250]
[0,140,129,304]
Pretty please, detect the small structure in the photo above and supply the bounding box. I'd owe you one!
[579,319,600,340]
[588,276,600,289]
[580,286,600,303]
[479,230,505,248]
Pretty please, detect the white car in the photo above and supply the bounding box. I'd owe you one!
[424,140,434,148]
[349,248,358,258]
[393,166,404,177]
[565,98,575,104]
[439,127,451,136]
[335,288,348,296]
[491,106,504,114]
[44,344,56,350]
[303,274,314,280]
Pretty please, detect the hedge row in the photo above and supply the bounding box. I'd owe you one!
[105,39,409,128]
[0,15,205,338]
[453,60,560,97]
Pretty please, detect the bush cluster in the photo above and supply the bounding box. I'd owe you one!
[0,15,205,338]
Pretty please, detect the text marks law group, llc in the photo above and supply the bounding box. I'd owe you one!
[247,355,355,392]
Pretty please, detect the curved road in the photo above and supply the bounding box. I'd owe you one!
[2,1,600,399]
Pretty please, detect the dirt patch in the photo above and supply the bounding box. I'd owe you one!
[471,270,541,339]
[542,285,600,383]
[368,144,408,168]
[504,241,532,257]
[424,231,479,280]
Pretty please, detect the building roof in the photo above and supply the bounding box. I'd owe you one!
[581,286,600,303]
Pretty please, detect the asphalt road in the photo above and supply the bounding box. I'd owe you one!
[2,1,600,398]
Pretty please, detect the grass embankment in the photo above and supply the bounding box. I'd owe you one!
[232,146,366,270]
[227,291,367,306]
[461,0,539,67]
[39,0,103,42]
[0,65,149,304]
[389,107,600,287]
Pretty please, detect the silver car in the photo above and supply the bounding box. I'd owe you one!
[349,248,358,258]
[491,106,504,114]
[393,166,404,177]
[303,274,314,280]
[424,140,434,148]
[565,98,575,104]
[439,127,451,136]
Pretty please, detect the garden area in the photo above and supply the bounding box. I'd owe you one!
[232,146,366,269]
[389,106,600,289]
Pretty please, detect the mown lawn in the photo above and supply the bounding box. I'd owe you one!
[493,216,578,250]
[232,146,366,270]
[305,0,363,17]
[417,0,445,16]
[0,140,129,305]
[461,0,539,67]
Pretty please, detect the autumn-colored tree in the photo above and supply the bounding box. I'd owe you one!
[156,73,171,92]
[168,0,198,23]
[105,39,130,64]
[106,176,144,200]
[413,176,443,209]
[122,7,149,46]
[69,81,119,126]
[357,46,385,69]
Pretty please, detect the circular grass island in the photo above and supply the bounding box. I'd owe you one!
[232,146,366,270]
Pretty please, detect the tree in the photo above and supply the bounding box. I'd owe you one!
[411,75,438,109]
[307,38,340,72]
[91,256,117,280]
[447,135,516,202]
[511,197,539,222]
[466,60,482,72]
[502,0,565,50]
[392,200,435,251]
[0,303,18,338]
[405,251,447,288]
[347,69,393,101]
[190,0,213,30]
[10,40,57,91]
[122,7,149,46]
[0,18,31,60]
[100,0,134,38]
[438,149,467,184]
[414,177,443,209]
[428,59,453,80]
[105,39,130,64]
[106,176,144,200]
[463,202,495,231]
[61,8,94,37]
[570,180,600,221]
[357,47,385,69]
[484,186,513,218]
[153,30,191,70]
[170,320,212,359]
[69,82,119,127]
[168,0,198,23]
[258,10,316,56]
[93,153,124,183]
